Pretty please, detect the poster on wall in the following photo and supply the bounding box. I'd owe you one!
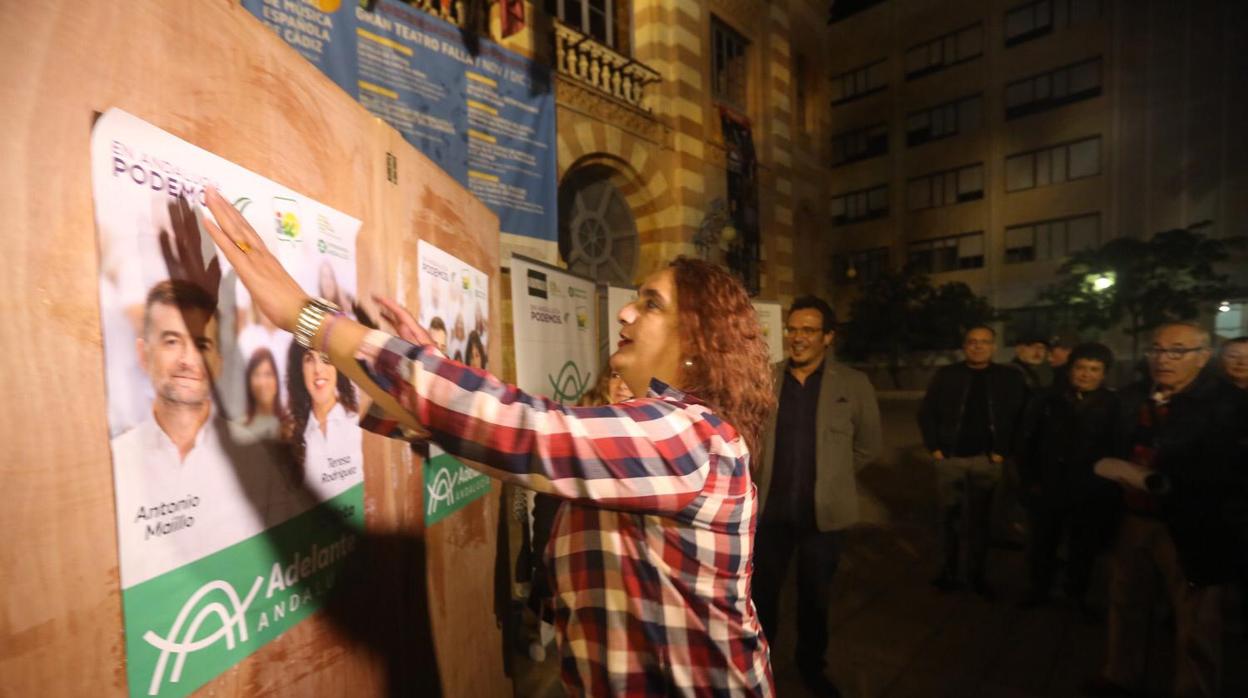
[752,300,785,364]
[416,240,492,525]
[509,255,598,403]
[242,0,557,246]
[93,108,365,698]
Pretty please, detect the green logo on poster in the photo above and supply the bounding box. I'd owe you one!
[277,211,301,241]
[317,239,327,253]
[424,452,491,525]
[273,196,301,243]
[548,361,590,403]
[142,577,264,695]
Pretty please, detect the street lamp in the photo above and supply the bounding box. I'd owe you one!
[1088,272,1116,292]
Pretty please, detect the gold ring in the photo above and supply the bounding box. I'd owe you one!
[235,240,251,254]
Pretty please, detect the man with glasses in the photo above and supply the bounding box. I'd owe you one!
[1088,323,1248,698]
[919,325,1026,599]
[753,296,882,697]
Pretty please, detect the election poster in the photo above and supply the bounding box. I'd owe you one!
[243,0,557,247]
[752,300,785,363]
[415,240,491,525]
[93,108,365,698]
[509,256,598,403]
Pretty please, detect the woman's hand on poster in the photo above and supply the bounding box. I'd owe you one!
[199,187,309,332]
[162,193,247,414]
[373,295,435,347]
[160,194,222,303]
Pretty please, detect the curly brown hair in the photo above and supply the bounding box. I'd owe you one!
[668,257,775,463]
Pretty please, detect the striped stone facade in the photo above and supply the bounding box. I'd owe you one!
[497,0,837,308]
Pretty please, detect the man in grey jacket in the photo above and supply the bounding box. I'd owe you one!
[753,296,882,697]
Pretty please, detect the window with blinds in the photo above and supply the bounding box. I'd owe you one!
[908,232,985,272]
[904,23,983,80]
[907,163,984,210]
[1005,136,1101,191]
[1005,57,1102,119]
[1004,213,1101,263]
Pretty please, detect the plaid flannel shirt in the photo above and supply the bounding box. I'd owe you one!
[356,331,773,696]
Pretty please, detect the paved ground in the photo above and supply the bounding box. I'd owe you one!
[513,398,1247,697]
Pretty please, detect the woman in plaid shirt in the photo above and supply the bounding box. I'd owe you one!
[202,188,776,696]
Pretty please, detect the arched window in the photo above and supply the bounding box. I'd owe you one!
[558,166,638,287]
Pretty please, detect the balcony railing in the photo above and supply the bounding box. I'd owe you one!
[554,21,661,111]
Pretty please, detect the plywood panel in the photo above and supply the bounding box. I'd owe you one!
[374,120,509,697]
[0,1,507,695]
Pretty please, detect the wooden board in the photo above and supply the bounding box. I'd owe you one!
[0,1,507,695]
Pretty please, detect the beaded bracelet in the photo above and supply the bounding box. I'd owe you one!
[318,311,346,355]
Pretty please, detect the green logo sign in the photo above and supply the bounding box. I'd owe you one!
[277,211,301,241]
[548,361,590,403]
[424,451,491,526]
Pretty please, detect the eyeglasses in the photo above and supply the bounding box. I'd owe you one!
[1145,346,1207,360]
[784,326,825,337]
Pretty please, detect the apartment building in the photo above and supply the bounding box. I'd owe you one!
[821,0,1248,339]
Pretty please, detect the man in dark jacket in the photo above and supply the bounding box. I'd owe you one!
[1048,332,1077,388]
[1010,331,1052,391]
[919,325,1027,598]
[1089,323,1248,698]
[1018,342,1120,612]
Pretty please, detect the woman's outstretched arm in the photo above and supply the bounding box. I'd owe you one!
[199,188,720,513]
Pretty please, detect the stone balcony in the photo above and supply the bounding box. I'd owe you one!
[553,21,661,112]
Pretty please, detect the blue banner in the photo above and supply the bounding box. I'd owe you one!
[243,0,359,93]
[242,0,556,243]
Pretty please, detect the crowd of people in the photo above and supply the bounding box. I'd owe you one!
[743,301,1246,698]
[919,323,1248,698]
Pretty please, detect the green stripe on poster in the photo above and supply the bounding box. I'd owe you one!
[122,485,364,698]
[424,450,491,526]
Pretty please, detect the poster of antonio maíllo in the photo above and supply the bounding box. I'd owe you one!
[93,108,366,698]
[416,240,492,525]
[509,256,598,404]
